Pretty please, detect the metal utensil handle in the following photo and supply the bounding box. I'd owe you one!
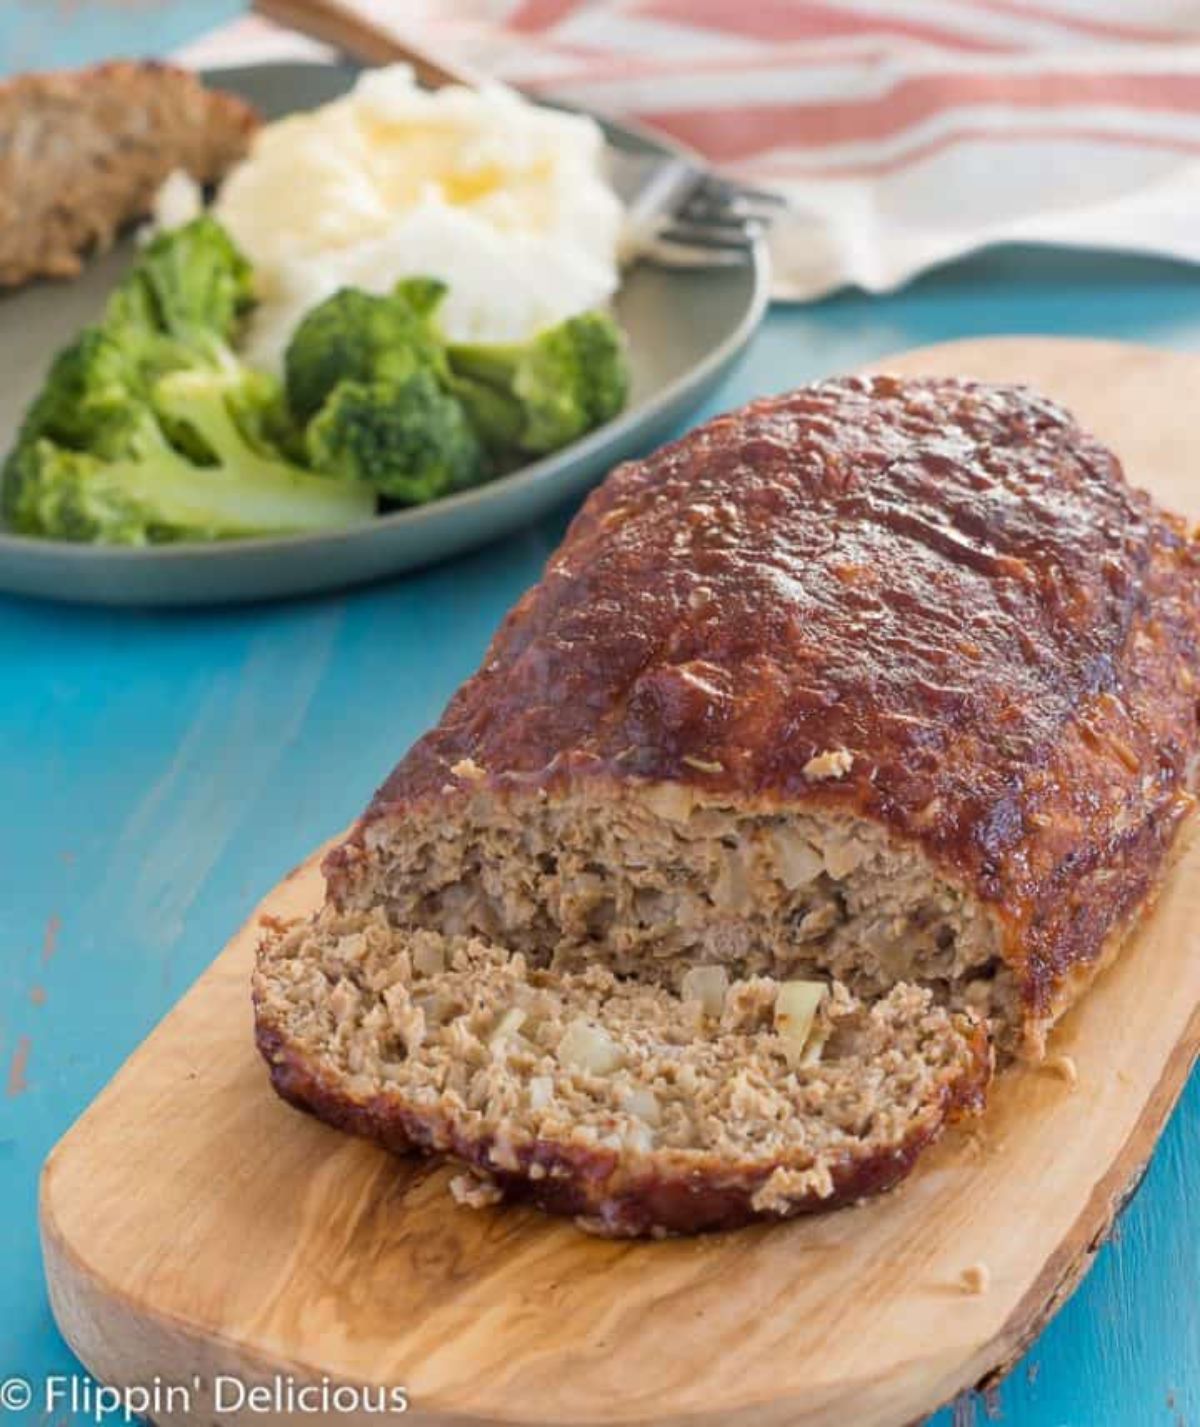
[252,0,482,88]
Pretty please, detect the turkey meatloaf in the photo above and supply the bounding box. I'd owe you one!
[255,374,1200,1236]
[0,61,258,288]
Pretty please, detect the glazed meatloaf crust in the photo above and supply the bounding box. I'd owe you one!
[256,374,1200,1236]
[0,61,258,288]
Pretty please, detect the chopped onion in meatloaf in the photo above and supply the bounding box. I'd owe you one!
[255,375,1200,1235]
[257,906,988,1236]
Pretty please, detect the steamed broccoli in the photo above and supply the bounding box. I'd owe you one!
[107,215,254,353]
[9,368,374,543]
[6,210,637,545]
[283,281,631,492]
[446,311,630,456]
[1,318,168,527]
[442,370,525,459]
[306,369,486,504]
[283,279,493,501]
[3,218,375,543]
[9,327,144,463]
[284,280,449,423]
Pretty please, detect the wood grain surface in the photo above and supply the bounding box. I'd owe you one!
[38,337,1200,1427]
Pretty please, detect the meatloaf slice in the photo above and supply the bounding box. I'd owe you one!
[0,61,258,288]
[254,375,1200,1235]
[256,908,989,1236]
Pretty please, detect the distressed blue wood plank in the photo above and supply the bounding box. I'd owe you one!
[0,1,245,75]
[2,5,1200,1426]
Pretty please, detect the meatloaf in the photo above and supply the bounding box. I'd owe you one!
[0,61,258,288]
[255,374,1200,1236]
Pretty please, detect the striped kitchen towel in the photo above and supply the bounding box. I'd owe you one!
[181,1,1200,300]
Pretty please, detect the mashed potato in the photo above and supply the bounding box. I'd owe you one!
[210,66,624,371]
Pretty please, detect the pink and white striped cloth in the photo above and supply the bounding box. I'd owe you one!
[181,1,1200,299]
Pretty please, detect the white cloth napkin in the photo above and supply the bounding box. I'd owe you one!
[180,0,1200,301]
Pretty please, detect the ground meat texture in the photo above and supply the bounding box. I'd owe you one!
[256,909,990,1237]
[328,376,1200,1056]
[257,376,1200,1235]
[0,61,258,288]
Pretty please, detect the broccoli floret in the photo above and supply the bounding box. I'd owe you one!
[8,368,375,543]
[284,281,449,423]
[9,445,154,544]
[447,311,630,456]
[393,276,449,319]
[213,364,308,461]
[11,327,142,458]
[14,218,260,485]
[288,282,503,503]
[2,323,155,525]
[4,216,373,543]
[285,285,630,472]
[442,370,525,461]
[306,369,486,505]
[107,215,255,352]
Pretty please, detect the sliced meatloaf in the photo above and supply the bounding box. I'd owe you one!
[255,375,1200,1235]
[258,909,989,1237]
[0,61,258,288]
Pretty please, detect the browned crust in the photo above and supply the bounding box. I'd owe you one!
[253,977,991,1237]
[0,60,259,288]
[327,377,1200,1042]
[1018,812,1197,1056]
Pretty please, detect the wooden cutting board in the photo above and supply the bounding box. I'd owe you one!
[41,337,1200,1427]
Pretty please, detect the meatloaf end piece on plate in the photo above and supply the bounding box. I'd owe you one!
[0,60,258,288]
[255,375,1200,1236]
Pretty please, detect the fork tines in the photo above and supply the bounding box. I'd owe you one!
[625,157,785,269]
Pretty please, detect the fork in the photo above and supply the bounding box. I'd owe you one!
[251,0,783,269]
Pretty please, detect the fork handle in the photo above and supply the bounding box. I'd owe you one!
[251,0,482,88]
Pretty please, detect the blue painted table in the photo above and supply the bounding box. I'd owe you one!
[2,7,1199,1425]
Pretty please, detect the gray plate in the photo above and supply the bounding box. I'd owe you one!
[0,62,769,607]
